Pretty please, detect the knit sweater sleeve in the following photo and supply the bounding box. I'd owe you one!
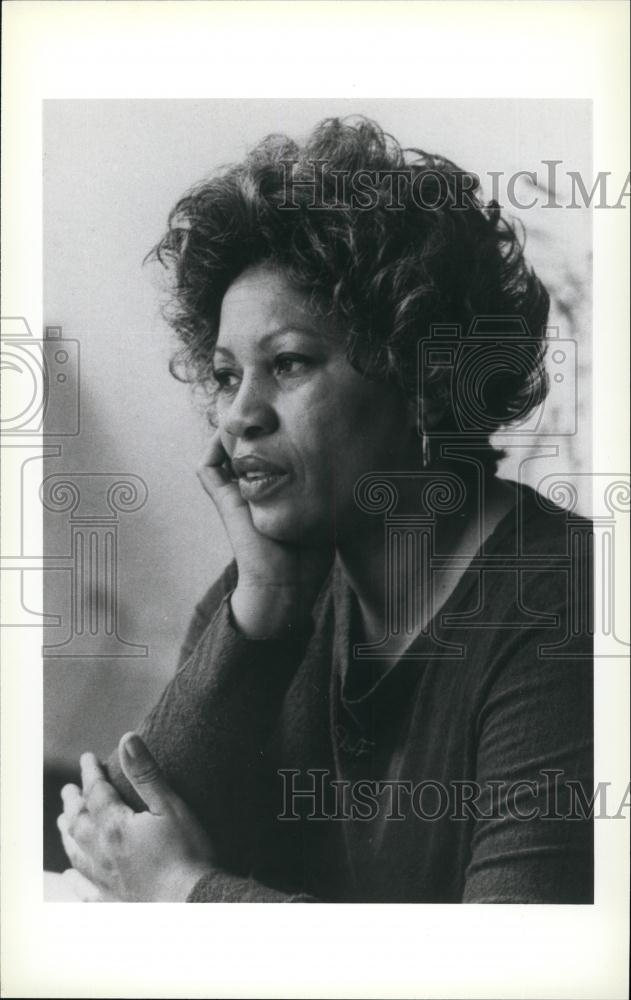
[462,586,593,904]
[104,562,320,902]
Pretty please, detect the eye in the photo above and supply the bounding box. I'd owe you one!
[273,354,312,377]
[211,367,240,391]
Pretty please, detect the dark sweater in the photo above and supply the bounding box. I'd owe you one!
[107,483,593,903]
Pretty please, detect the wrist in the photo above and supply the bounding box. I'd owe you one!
[230,583,312,640]
[157,861,214,903]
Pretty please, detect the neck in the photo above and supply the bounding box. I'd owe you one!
[334,469,513,646]
[335,518,388,641]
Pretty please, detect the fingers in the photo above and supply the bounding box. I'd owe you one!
[118,732,176,817]
[79,752,106,795]
[57,811,75,859]
[197,436,240,500]
[203,429,231,470]
[196,432,253,540]
[79,753,121,815]
[197,431,232,491]
[60,764,123,871]
[58,752,133,900]
[75,753,123,817]
[60,783,96,866]
[59,784,89,861]
[57,812,91,876]
[60,782,85,826]
[61,868,104,903]
[196,459,238,505]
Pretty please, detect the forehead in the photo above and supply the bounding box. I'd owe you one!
[217,265,326,345]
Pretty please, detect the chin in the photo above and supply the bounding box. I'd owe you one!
[249,503,329,546]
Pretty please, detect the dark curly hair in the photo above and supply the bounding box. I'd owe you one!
[148,116,550,471]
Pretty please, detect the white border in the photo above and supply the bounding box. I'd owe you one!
[2,2,629,998]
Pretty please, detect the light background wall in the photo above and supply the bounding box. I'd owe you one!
[42,99,592,766]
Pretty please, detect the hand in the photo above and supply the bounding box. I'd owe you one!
[197,431,333,638]
[57,733,214,902]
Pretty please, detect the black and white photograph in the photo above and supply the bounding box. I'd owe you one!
[40,97,599,906]
[1,3,629,998]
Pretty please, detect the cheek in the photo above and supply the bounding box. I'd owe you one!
[299,411,408,505]
[284,379,410,483]
[285,404,335,466]
[337,391,410,466]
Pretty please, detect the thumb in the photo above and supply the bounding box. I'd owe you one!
[118,732,175,816]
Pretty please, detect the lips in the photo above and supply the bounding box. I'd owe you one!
[231,454,291,503]
[231,455,288,478]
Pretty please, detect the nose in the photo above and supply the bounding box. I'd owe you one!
[221,374,279,440]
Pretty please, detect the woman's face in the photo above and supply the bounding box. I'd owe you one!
[213,264,417,544]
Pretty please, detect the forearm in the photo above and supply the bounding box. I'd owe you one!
[463,632,593,904]
[187,867,318,903]
[104,590,310,869]
[230,583,313,639]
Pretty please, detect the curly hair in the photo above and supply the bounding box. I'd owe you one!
[148,116,550,470]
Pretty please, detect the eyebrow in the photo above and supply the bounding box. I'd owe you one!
[213,325,324,358]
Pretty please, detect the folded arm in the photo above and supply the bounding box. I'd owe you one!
[462,619,593,904]
[59,567,321,902]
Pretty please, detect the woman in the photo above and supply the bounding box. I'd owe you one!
[58,117,593,903]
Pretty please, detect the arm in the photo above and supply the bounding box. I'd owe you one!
[61,432,333,902]
[186,871,316,903]
[462,616,593,904]
[59,733,319,903]
[103,572,316,889]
